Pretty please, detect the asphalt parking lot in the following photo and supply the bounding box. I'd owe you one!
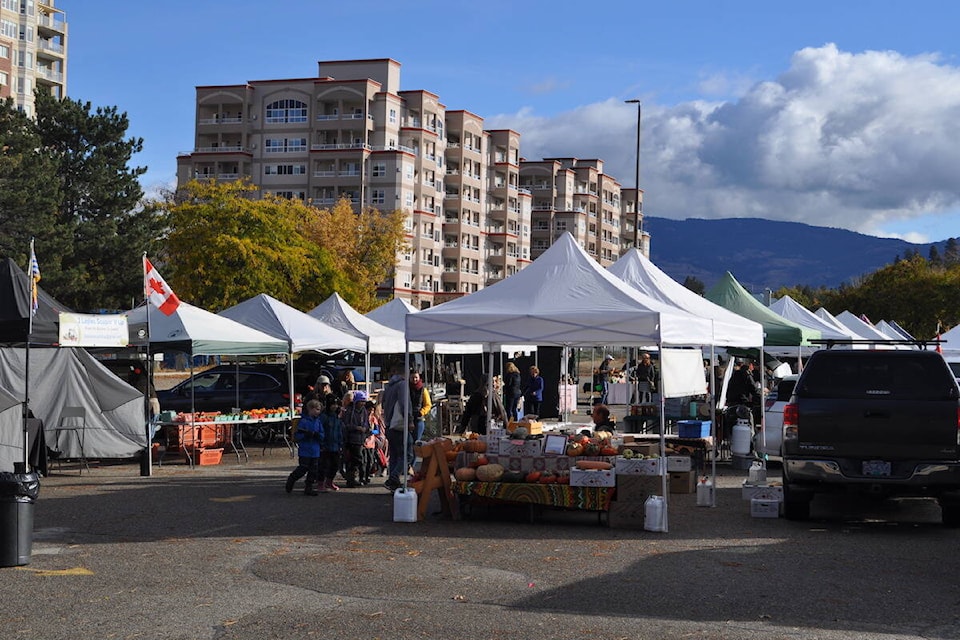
[3,442,959,640]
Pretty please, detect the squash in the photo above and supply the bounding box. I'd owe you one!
[501,471,525,483]
[445,450,459,463]
[454,467,477,482]
[599,446,619,456]
[525,470,542,483]
[576,460,613,470]
[566,442,584,456]
[462,439,488,453]
[475,463,505,482]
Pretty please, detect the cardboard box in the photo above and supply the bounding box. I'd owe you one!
[741,481,784,501]
[522,439,544,456]
[677,420,712,438]
[666,455,692,472]
[751,497,781,518]
[506,420,543,435]
[669,471,696,494]
[615,456,663,476]
[615,474,663,503]
[607,500,647,529]
[569,468,616,487]
[499,439,526,456]
[621,442,658,457]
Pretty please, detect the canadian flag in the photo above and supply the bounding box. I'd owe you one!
[143,257,181,316]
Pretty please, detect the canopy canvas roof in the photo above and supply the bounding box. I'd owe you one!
[705,272,820,347]
[219,294,365,354]
[876,319,914,341]
[309,293,410,354]
[126,302,288,355]
[815,307,868,339]
[607,248,762,347]
[0,257,73,346]
[770,295,858,341]
[362,298,426,352]
[405,233,718,347]
[941,323,960,358]
[836,311,895,342]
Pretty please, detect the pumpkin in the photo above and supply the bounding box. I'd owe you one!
[566,442,584,456]
[454,467,477,482]
[475,463,505,482]
[462,439,487,453]
[525,471,542,483]
[538,473,556,484]
[445,450,459,463]
[556,473,570,485]
[599,446,619,456]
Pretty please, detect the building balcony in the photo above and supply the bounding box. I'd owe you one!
[199,117,243,125]
[310,143,371,151]
[37,15,66,35]
[191,145,249,154]
[37,40,64,57]
[34,67,63,83]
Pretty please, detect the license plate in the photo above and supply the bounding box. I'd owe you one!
[862,460,891,476]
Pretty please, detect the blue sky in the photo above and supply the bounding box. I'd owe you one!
[60,0,960,243]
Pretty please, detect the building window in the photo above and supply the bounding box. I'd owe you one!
[405,191,414,207]
[273,191,306,200]
[371,189,385,204]
[0,72,6,86]
[372,162,386,177]
[264,137,307,153]
[264,164,306,175]
[1,20,16,39]
[555,220,567,231]
[0,44,8,58]
[265,99,308,124]
[389,108,397,124]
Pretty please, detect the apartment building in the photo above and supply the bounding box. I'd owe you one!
[0,0,67,114]
[521,158,649,264]
[176,57,648,307]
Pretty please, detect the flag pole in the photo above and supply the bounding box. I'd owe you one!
[140,254,153,477]
[21,239,37,473]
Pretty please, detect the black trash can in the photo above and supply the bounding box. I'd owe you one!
[0,465,40,567]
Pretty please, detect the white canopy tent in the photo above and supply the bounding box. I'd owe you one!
[836,311,902,345]
[406,233,727,530]
[219,294,367,414]
[770,295,862,348]
[607,248,763,347]
[941,323,960,358]
[876,319,914,341]
[126,302,288,356]
[815,307,868,339]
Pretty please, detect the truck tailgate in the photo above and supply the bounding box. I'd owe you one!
[798,398,958,459]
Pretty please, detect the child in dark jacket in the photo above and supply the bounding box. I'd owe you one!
[318,394,344,492]
[285,399,324,496]
[342,390,372,487]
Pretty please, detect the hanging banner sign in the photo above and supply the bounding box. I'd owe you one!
[58,313,129,347]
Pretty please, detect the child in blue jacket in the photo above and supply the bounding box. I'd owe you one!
[285,399,323,496]
[318,394,344,492]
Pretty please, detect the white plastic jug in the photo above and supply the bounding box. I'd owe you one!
[644,495,665,532]
[748,460,767,484]
[731,421,752,457]
[392,487,418,523]
[696,476,714,507]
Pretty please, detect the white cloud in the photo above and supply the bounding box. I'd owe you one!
[487,44,960,238]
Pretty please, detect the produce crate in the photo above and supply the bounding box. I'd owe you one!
[198,447,224,466]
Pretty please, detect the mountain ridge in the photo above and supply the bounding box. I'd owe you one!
[644,216,944,292]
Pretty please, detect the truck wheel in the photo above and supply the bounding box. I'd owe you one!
[939,501,960,527]
[783,483,811,521]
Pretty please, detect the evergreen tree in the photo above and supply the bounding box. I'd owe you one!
[944,237,960,266]
[34,91,157,311]
[0,99,61,268]
[929,245,942,266]
[682,275,705,296]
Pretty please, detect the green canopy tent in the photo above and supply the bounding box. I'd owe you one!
[706,272,820,347]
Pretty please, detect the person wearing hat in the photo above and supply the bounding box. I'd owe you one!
[342,390,372,487]
[305,374,335,406]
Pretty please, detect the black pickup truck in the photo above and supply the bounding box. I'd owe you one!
[781,348,960,524]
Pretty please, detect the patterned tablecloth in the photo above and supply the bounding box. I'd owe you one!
[452,481,615,512]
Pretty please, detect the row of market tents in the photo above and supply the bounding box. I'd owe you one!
[0,233,954,474]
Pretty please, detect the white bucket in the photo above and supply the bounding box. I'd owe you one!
[644,495,665,532]
[748,460,767,484]
[392,488,418,523]
[696,477,714,507]
[731,421,752,457]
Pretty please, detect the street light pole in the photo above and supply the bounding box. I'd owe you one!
[625,99,641,249]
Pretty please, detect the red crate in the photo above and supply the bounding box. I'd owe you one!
[198,448,223,466]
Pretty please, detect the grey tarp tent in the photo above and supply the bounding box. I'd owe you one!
[0,348,146,461]
[0,384,22,472]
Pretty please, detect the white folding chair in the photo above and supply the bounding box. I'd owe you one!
[56,406,89,474]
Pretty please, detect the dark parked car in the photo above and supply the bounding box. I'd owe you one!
[156,364,304,414]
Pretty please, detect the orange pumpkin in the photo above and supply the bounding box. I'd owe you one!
[525,471,542,483]
[445,450,459,463]
[462,440,487,453]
